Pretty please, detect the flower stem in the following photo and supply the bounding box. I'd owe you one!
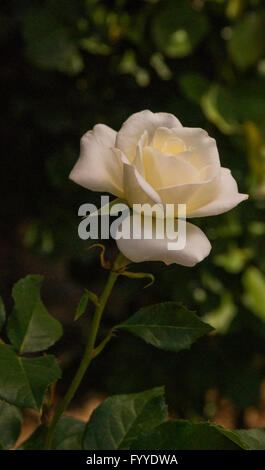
[44,255,123,450]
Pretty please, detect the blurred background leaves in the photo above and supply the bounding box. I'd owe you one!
[0,0,265,431]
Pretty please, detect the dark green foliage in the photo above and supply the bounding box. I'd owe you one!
[0,275,62,411]
[19,416,86,450]
[133,420,265,450]
[0,400,22,449]
[0,344,61,410]
[117,302,213,352]
[7,275,63,354]
[1,0,265,444]
[83,387,168,450]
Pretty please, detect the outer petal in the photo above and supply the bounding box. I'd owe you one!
[116,216,211,267]
[188,168,249,217]
[69,124,124,197]
[93,123,116,144]
[116,110,182,162]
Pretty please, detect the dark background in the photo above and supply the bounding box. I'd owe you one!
[1,0,265,429]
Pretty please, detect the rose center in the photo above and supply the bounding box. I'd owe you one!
[153,135,187,156]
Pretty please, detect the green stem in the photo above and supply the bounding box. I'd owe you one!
[92,327,115,360]
[44,255,123,450]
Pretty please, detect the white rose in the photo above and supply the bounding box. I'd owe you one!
[70,110,248,266]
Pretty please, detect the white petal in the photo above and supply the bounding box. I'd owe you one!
[69,124,124,197]
[143,146,200,188]
[123,161,163,207]
[133,130,148,177]
[188,168,249,217]
[172,127,220,170]
[93,123,117,145]
[157,167,221,216]
[116,110,182,162]
[116,216,211,267]
[153,127,187,154]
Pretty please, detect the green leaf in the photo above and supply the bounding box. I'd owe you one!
[133,420,243,450]
[22,7,83,75]
[7,275,63,354]
[74,291,90,321]
[150,53,172,81]
[117,302,213,352]
[228,13,265,69]
[134,419,265,450]
[202,292,237,334]
[0,296,6,332]
[0,400,22,449]
[152,0,208,58]
[0,344,61,410]
[19,416,85,450]
[201,85,240,135]
[74,290,99,321]
[242,267,265,321]
[179,73,209,104]
[83,387,168,450]
[214,244,252,274]
[80,37,112,56]
[53,416,86,450]
[235,428,265,450]
[244,122,265,196]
